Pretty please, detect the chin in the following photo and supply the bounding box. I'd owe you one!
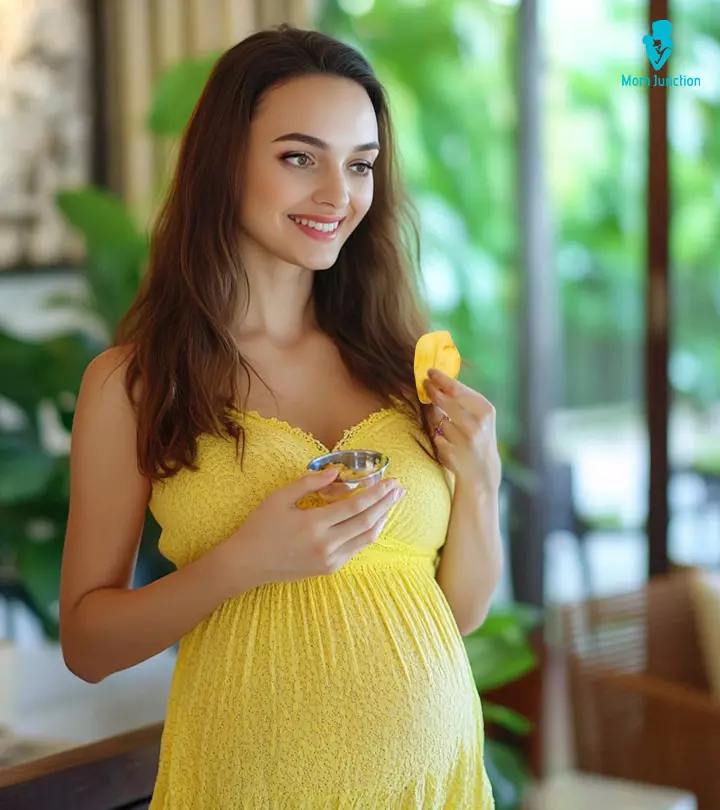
[309,255,341,271]
[285,247,342,272]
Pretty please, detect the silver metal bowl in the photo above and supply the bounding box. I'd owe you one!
[306,449,390,504]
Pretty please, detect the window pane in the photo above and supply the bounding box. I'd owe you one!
[544,0,649,600]
[668,1,720,569]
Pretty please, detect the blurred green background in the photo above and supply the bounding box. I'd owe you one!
[0,0,718,805]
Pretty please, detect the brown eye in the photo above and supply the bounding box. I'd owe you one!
[283,153,312,167]
[353,162,374,176]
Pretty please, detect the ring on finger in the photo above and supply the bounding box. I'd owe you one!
[434,414,450,436]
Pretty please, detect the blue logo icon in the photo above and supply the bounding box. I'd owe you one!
[642,20,673,71]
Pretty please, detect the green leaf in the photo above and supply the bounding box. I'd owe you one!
[146,55,220,136]
[56,188,148,332]
[478,606,541,640]
[0,332,49,420]
[493,603,543,634]
[82,251,147,334]
[0,509,29,551]
[484,739,528,810]
[0,329,102,417]
[0,433,57,503]
[42,332,104,396]
[464,635,537,693]
[482,701,533,735]
[691,450,720,476]
[56,187,142,256]
[14,535,64,640]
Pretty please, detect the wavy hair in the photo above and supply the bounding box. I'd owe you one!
[114,24,451,480]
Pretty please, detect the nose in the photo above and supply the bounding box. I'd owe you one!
[311,165,351,210]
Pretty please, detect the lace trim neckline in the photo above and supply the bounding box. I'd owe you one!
[225,396,405,455]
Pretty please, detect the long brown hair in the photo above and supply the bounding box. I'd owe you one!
[114,24,451,481]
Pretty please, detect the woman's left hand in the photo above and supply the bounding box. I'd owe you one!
[423,368,502,493]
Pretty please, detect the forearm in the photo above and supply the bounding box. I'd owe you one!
[62,540,261,684]
[435,480,504,635]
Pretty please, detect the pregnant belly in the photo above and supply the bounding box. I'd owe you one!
[169,563,483,794]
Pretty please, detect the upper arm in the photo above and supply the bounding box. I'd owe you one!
[59,346,151,634]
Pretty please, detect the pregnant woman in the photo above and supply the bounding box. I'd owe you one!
[59,24,503,809]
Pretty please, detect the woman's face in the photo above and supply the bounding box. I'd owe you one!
[239,74,380,271]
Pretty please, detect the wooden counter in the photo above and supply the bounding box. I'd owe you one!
[0,722,162,809]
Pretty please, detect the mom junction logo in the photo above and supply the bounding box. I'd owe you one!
[622,20,701,88]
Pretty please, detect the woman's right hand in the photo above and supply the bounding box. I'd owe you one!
[220,468,406,589]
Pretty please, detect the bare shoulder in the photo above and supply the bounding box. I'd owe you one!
[61,343,150,619]
[71,342,146,496]
[87,343,135,374]
[71,340,149,501]
[78,344,137,410]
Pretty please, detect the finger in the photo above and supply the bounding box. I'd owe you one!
[423,379,466,422]
[319,476,399,528]
[328,510,391,570]
[427,396,470,442]
[426,403,446,432]
[424,381,483,442]
[325,485,404,551]
[435,417,462,445]
[295,466,341,496]
[427,369,492,418]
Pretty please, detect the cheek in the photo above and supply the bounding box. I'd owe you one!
[353,181,374,218]
[242,162,292,215]
[257,170,296,213]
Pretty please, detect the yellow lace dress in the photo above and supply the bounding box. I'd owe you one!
[147,400,494,809]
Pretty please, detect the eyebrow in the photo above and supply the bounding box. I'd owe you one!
[272,132,380,153]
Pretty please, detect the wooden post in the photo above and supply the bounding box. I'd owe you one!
[510,0,556,607]
[646,0,671,577]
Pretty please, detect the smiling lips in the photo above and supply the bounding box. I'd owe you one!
[288,214,345,242]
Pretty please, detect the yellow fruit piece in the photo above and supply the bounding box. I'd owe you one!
[320,461,378,481]
[414,331,461,404]
[296,493,325,509]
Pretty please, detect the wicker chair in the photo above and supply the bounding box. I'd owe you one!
[558,572,720,810]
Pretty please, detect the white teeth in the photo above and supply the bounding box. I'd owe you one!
[290,216,340,232]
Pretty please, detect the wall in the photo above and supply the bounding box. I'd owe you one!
[0,0,91,270]
[101,0,314,229]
